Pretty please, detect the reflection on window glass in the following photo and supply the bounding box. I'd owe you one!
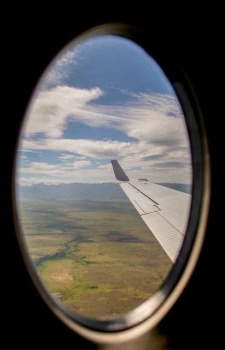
[16,35,192,320]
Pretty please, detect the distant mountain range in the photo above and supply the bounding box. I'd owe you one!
[17,182,191,201]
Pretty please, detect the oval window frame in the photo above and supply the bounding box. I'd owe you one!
[12,23,210,343]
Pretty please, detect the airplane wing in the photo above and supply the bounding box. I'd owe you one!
[111,160,192,263]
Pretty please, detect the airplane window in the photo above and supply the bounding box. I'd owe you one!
[15,34,192,323]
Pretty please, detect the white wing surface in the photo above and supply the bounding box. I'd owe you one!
[111,160,192,263]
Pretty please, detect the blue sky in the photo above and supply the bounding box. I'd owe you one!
[17,35,192,186]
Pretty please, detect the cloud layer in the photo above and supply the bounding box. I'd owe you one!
[18,85,192,185]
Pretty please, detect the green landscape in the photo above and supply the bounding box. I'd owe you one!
[18,198,172,320]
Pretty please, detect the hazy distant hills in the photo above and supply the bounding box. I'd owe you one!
[17,183,127,201]
[17,182,191,201]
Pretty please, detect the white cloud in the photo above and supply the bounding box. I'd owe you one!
[19,160,92,175]
[30,162,57,170]
[59,154,87,161]
[97,163,112,170]
[23,86,187,150]
[19,87,192,185]
[18,159,191,186]
[23,86,104,138]
[21,138,136,160]
[43,48,80,88]
[75,156,87,160]
[72,160,91,168]
[59,154,74,161]
[18,160,116,186]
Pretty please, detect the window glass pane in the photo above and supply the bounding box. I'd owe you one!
[16,35,192,320]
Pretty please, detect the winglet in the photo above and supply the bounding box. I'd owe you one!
[111,160,129,181]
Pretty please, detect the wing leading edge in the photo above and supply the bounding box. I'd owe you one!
[111,160,191,263]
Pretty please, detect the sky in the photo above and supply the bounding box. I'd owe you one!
[17,35,192,186]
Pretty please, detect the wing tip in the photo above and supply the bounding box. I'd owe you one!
[111,160,129,181]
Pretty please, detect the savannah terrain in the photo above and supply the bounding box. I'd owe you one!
[18,198,172,320]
